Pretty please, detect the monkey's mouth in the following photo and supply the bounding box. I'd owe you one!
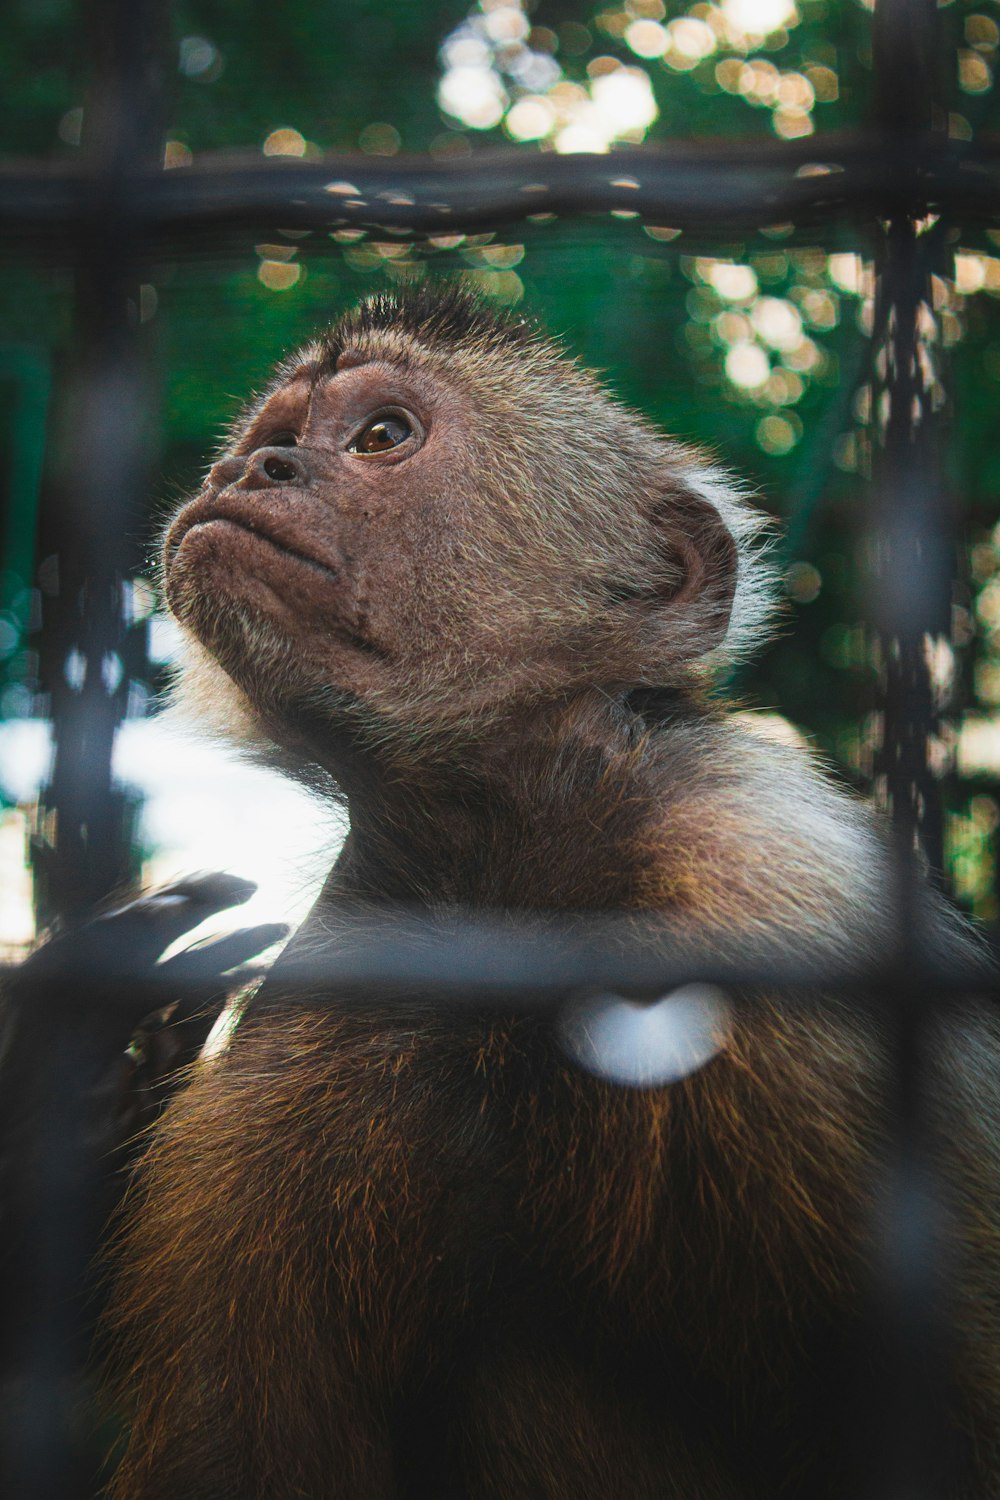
[182,515,340,585]
[168,509,385,660]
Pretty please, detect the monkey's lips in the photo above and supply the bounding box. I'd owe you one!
[168,488,341,578]
[166,492,380,657]
[181,515,340,585]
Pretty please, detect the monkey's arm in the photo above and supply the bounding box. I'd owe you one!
[0,876,286,1400]
[0,873,286,1164]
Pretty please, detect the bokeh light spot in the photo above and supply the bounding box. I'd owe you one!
[666,17,717,66]
[358,122,401,155]
[827,253,863,294]
[726,342,771,388]
[505,96,555,140]
[785,559,821,599]
[591,67,659,133]
[806,64,839,101]
[258,261,302,291]
[438,65,508,129]
[704,261,758,301]
[751,296,803,350]
[773,109,814,139]
[179,35,221,81]
[721,0,797,35]
[625,19,668,58]
[959,49,993,94]
[263,128,307,157]
[163,139,192,168]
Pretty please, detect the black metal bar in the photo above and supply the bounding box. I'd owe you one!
[868,1,955,1495]
[873,0,938,133]
[871,216,952,871]
[0,910,992,1007]
[0,2,994,1496]
[3,132,1000,251]
[1,3,169,1496]
[31,0,169,925]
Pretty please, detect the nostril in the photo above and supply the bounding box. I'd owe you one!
[263,455,298,483]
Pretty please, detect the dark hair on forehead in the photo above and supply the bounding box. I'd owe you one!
[235,284,548,438]
[320,281,540,366]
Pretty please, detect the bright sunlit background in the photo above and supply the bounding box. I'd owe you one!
[0,715,346,954]
[4,0,1000,954]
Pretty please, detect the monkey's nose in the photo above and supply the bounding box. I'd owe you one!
[244,448,311,488]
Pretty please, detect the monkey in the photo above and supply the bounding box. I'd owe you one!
[103,283,1000,1500]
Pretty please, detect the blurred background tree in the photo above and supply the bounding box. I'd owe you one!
[2,0,1000,940]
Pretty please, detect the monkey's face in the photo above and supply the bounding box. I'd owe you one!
[164,305,746,750]
[165,351,600,738]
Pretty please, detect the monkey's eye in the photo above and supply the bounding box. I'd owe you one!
[266,431,298,448]
[349,414,413,455]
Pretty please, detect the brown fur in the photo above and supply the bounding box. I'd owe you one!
[106,286,1000,1498]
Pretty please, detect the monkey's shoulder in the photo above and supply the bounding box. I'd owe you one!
[651,718,961,967]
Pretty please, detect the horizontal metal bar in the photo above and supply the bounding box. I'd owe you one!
[3,909,995,1007]
[3,131,1000,247]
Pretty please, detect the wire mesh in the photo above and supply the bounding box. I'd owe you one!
[1,0,996,1496]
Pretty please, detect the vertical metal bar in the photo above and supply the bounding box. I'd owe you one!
[872,222,951,875]
[31,0,168,927]
[869,1,952,1495]
[3,2,169,1495]
[872,0,938,136]
[869,219,953,1500]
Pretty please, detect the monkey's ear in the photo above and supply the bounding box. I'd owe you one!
[645,487,739,657]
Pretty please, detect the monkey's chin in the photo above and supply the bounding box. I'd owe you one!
[169,519,349,631]
[166,565,360,720]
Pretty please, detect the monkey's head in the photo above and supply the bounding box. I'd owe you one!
[163,284,775,764]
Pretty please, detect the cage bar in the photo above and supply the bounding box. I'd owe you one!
[1,0,999,1496]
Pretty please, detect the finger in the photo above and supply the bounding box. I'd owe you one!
[23,874,261,985]
[99,872,258,927]
[92,874,261,966]
[147,873,258,912]
[159,924,290,987]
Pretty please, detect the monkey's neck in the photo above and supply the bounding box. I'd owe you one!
[318,688,716,912]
